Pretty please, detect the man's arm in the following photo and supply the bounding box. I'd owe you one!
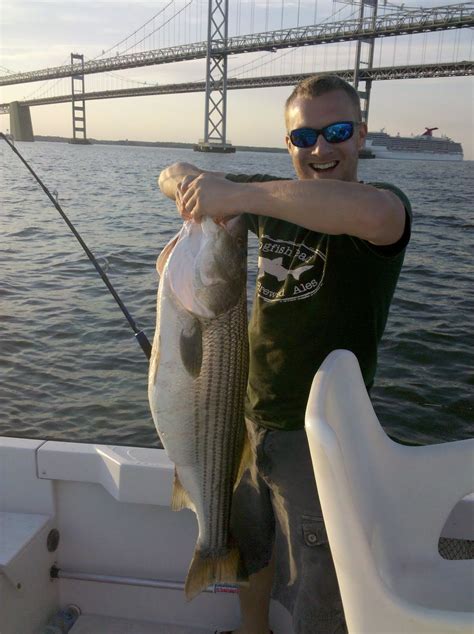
[178,173,406,246]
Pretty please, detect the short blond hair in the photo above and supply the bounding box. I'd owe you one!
[285,74,362,128]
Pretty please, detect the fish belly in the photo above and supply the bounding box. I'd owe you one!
[148,274,198,466]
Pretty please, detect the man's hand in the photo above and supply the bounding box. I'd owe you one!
[175,174,199,220]
[177,173,244,221]
[158,162,203,200]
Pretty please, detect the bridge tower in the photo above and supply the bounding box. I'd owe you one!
[353,0,378,124]
[70,53,90,144]
[194,0,235,153]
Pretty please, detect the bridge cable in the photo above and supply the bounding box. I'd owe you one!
[81,2,194,91]
[94,0,174,59]
[22,56,72,101]
[229,0,361,80]
[119,0,193,55]
[0,132,152,360]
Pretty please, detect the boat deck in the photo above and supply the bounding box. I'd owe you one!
[71,614,214,633]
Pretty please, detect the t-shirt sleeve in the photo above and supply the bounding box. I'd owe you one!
[365,182,412,257]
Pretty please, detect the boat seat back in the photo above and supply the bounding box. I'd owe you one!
[305,349,474,633]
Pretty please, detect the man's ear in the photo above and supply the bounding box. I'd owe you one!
[357,121,368,149]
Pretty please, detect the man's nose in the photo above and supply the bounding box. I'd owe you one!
[310,134,332,155]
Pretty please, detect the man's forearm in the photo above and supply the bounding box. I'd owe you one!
[241,179,405,245]
[243,180,377,235]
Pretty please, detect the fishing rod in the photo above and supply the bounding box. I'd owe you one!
[0,132,152,360]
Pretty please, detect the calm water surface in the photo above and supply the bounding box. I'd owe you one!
[0,141,472,447]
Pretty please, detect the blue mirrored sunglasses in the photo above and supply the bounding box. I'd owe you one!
[289,121,357,148]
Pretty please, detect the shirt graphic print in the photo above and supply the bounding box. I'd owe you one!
[256,233,328,303]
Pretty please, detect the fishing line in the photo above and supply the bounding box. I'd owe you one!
[0,132,152,360]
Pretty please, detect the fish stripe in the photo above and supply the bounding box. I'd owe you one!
[220,320,234,549]
[195,292,248,556]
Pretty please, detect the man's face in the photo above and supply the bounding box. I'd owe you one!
[285,90,367,182]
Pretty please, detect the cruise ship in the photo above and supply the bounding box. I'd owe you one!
[364,127,464,161]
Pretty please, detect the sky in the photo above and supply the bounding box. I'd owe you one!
[1,0,473,159]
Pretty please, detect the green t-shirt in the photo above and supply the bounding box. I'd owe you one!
[226,173,412,431]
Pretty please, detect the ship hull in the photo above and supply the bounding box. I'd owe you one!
[368,148,463,161]
[365,134,463,162]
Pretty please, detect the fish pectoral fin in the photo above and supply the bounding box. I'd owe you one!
[184,546,249,601]
[179,318,203,378]
[171,469,196,512]
[157,233,181,276]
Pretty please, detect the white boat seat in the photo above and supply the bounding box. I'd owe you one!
[0,511,52,587]
[305,349,474,634]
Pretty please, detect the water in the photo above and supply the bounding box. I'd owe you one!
[0,141,472,447]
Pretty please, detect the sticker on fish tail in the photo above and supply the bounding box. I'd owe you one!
[171,469,196,512]
[184,546,249,600]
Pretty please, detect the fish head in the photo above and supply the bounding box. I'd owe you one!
[194,216,247,316]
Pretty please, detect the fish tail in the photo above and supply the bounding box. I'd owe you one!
[184,546,248,601]
[171,469,195,512]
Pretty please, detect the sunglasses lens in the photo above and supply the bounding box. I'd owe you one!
[324,122,354,143]
[290,128,317,148]
[290,123,355,147]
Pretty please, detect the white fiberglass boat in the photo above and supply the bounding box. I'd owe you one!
[1,353,473,633]
[0,437,295,634]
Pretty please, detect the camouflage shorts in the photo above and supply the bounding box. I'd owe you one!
[231,419,347,634]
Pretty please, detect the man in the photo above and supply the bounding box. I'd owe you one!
[159,74,411,634]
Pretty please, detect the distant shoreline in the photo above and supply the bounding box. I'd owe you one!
[34,135,288,154]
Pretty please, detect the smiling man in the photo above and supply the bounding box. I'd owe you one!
[158,74,411,634]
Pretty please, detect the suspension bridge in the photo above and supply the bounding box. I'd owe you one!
[1,0,473,150]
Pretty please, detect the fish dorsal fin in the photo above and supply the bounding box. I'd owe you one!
[233,428,252,492]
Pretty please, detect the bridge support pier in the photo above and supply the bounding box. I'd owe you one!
[10,101,34,142]
[194,0,235,153]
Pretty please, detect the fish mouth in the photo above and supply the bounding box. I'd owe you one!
[309,160,339,173]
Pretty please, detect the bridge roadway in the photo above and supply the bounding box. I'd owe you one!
[1,3,472,87]
[0,62,471,113]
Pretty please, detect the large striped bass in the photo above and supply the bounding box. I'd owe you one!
[148,216,249,600]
